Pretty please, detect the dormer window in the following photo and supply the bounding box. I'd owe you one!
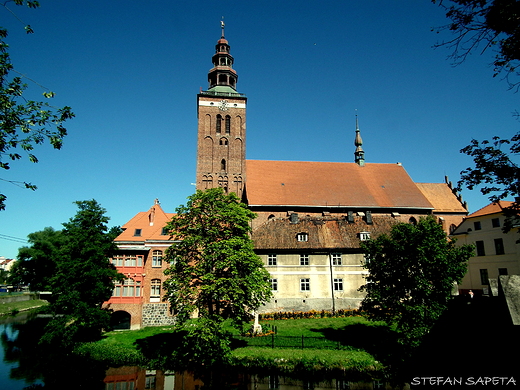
[359,231,370,241]
[296,232,308,242]
[134,229,142,237]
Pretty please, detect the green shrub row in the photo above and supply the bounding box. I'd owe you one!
[74,342,147,367]
[229,347,384,380]
[258,309,360,321]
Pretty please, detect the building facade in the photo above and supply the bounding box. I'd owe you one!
[103,199,176,329]
[104,28,469,327]
[451,201,520,296]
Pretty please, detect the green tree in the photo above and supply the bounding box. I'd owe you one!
[163,188,272,328]
[359,216,473,348]
[458,132,520,232]
[8,226,64,290]
[433,0,520,88]
[0,1,74,210]
[41,200,123,347]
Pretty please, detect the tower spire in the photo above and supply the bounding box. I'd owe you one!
[205,20,238,93]
[354,113,365,166]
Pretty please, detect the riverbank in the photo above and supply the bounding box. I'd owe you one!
[74,316,388,380]
[0,297,48,316]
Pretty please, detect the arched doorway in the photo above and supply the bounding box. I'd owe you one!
[111,310,131,330]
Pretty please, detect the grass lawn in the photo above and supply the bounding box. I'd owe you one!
[75,316,390,379]
[0,299,48,316]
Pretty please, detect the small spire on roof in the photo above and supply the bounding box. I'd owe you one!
[221,17,225,38]
[354,112,365,166]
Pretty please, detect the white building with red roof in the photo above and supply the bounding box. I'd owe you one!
[451,201,520,296]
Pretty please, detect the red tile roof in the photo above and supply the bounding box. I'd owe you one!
[245,160,434,209]
[467,201,515,218]
[115,201,175,243]
[415,183,467,213]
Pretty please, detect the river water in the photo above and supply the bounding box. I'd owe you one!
[0,313,383,390]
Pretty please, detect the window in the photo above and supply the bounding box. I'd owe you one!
[135,280,141,297]
[124,255,136,267]
[494,238,505,255]
[151,279,161,297]
[152,250,163,267]
[499,268,508,276]
[112,284,121,297]
[123,279,135,297]
[300,254,309,266]
[161,227,169,235]
[300,278,310,291]
[216,114,222,133]
[137,255,143,267]
[134,229,142,237]
[268,254,277,266]
[220,158,226,171]
[296,232,308,242]
[219,137,228,145]
[225,115,231,134]
[333,278,343,291]
[270,278,278,291]
[475,240,485,256]
[480,269,489,285]
[364,253,371,265]
[112,255,123,267]
[359,232,371,241]
[492,218,501,228]
[331,253,342,265]
[474,221,482,231]
[409,217,417,225]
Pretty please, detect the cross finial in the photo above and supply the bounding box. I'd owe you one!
[221,17,225,38]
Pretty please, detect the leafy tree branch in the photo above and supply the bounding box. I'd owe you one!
[0,0,74,210]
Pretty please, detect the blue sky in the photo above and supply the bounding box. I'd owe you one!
[0,1,518,259]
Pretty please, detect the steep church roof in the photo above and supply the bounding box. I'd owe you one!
[415,183,468,213]
[245,160,434,210]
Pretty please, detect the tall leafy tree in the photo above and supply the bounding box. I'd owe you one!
[8,226,64,290]
[359,216,473,348]
[41,200,123,346]
[164,188,272,328]
[433,0,520,89]
[458,132,520,232]
[0,0,74,210]
[432,1,520,226]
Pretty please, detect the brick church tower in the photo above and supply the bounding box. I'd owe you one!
[196,22,247,198]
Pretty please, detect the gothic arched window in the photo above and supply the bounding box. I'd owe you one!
[225,115,231,134]
[221,159,226,171]
[216,114,222,133]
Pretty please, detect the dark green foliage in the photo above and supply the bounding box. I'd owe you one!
[8,227,64,290]
[164,188,272,328]
[458,132,520,233]
[39,200,124,347]
[136,319,232,371]
[359,216,473,348]
[433,0,520,88]
[0,1,74,210]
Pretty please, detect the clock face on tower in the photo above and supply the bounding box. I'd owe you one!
[218,100,229,111]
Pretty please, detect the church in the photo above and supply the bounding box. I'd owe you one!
[103,27,468,329]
